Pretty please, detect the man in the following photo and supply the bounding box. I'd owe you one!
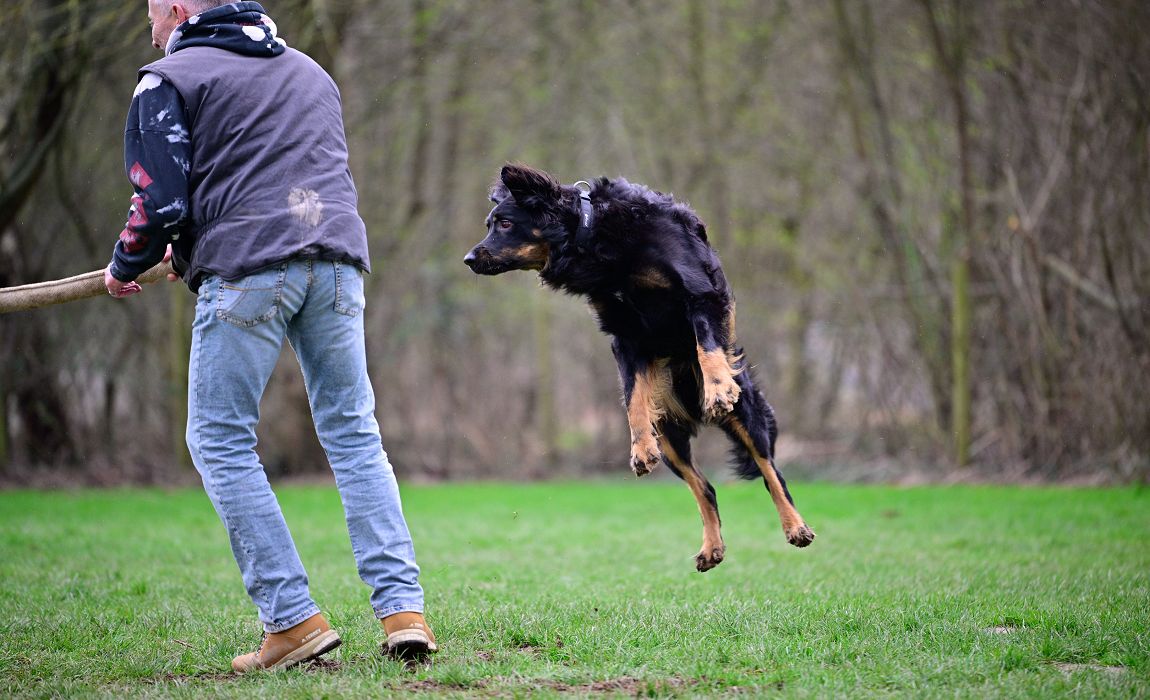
[104,0,437,670]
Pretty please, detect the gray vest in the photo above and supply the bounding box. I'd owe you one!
[142,46,369,289]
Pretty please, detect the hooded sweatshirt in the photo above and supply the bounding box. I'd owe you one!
[109,2,369,291]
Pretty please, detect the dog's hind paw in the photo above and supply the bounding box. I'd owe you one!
[695,545,725,572]
[785,523,816,548]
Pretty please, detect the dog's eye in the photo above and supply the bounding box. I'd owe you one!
[498,220,513,231]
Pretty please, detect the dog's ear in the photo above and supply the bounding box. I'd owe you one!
[500,163,561,208]
[489,179,511,203]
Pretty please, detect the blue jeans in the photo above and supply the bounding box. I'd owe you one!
[186,259,423,632]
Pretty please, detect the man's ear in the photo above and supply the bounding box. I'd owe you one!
[172,2,192,23]
[500,163,561,208]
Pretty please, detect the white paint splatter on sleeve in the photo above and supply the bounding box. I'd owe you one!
[133,73,163,97]
[166,124,189,144]
[158,199,187,226]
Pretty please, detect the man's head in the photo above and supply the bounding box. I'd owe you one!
[146,0,229,51]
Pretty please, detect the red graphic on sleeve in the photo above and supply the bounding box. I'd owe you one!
[129,162,154,189]
[119,194,150,253]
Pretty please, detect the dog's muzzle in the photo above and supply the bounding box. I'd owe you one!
[463,246,496,274]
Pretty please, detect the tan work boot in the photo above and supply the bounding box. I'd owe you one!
[231,612,341,672]
[381,611,437,660]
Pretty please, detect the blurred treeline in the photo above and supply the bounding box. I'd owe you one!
[1,0,1148,484]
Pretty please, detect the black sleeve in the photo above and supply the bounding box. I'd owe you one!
[108,73,191,282]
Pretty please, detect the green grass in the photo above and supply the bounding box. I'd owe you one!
[0,479,1147,698]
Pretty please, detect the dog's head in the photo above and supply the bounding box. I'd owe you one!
[464,164,570,275]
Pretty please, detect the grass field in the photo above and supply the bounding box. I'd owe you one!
[0,479,1147,698]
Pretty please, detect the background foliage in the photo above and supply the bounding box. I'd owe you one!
[1,0,1148,483]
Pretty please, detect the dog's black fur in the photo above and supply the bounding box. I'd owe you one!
[465,164,814,571]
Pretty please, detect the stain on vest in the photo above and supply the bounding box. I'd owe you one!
[288,188,324,227]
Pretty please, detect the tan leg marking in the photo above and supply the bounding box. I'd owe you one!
[625,360,690,476]
[660,436,725,571]
[727,419,816,548]
[697,345,742,420]
[626,365,663,476]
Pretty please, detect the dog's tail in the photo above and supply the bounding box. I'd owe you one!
[730,444,764,481]
[730,442,796,506]
[725,365,790,499]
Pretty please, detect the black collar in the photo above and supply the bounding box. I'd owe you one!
[573,180,594,251]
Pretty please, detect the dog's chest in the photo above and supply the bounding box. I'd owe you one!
[591,284,693,350]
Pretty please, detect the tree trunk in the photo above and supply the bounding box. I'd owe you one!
[950,251,971,465]
[920,0,975,466]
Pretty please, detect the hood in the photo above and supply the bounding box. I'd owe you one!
[166,1,287,58]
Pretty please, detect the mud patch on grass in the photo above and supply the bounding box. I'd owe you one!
[1053,662,1125,676]
[545,676,694,694]
[395,675,706,695]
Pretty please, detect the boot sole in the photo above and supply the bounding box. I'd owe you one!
[268,629,342,671]
[386,629,438,660]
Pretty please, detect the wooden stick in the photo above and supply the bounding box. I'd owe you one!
[0,261,175,314]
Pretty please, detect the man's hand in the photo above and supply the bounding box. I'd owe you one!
[163,244,179,282]
[105,245,178,297]
[105,265,142,298]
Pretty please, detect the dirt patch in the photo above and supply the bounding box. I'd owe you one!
[402,679,481,692]
[307,658,342,672]
[545,676,693,694]
[1053,662,1125,676]
[394,675,705,696]
[982,626,1021,634]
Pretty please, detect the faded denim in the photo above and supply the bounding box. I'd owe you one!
[186,259,423,632]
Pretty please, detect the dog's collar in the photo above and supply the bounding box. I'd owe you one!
[572,180,594,251]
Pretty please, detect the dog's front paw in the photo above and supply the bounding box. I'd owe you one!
[703,375,741,420]
[695,543,725,572]
[629,434,661,476]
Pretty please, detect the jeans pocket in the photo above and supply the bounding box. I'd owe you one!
[196,274,216,303]
[216,266,287,327]
[334,263,365,317]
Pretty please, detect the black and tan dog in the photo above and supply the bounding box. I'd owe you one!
[465,164,815,571]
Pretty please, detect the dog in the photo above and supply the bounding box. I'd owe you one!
[464,164,815,571]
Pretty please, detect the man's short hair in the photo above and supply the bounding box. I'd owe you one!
[183,0,234,14]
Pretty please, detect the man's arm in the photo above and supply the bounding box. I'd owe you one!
[106,72,190,295]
